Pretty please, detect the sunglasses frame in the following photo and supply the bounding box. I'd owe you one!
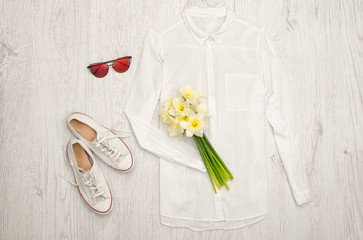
[87,56,132,78]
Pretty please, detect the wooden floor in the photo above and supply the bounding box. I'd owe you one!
[0,0,362,239]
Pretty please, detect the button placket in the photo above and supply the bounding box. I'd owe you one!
[206,39,217,145]
[214,191,224,219]
[206,38,223,219]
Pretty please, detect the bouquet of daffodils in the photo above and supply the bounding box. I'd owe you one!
[160,86,233,193]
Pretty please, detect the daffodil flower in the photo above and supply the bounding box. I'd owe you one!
[168,121,184,136]
[160,86,233,194]
[196,102,208,114]
[162,98,174,110]
[180,86,200,105]
[160,107,175,124]
[180,113,205,137]
[160,108,169,123]
[176,114,189,123]
[172,98,189,116]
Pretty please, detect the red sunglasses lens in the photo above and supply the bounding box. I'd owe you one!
[113,57,130,73]
[89,63,109,78]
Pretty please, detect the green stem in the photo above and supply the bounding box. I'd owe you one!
[199,136,226,185]
[212,154,230,181]
[203,134,234,180]
[193,135,217,193]
[199,136,229,183]
[195,136,221,188]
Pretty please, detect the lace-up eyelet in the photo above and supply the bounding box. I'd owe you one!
[94,133,127,163]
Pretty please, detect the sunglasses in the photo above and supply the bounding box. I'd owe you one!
[87,56,132,78]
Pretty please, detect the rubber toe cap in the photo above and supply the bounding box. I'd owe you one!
[116,154,133,171]
[93,199,112,214]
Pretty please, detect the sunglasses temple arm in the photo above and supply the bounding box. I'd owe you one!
[87,56,132,68]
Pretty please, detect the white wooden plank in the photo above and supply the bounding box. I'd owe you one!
[0,0,361,239]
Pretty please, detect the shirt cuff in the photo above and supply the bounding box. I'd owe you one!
[194,159,206,172]
[293,189,311,206]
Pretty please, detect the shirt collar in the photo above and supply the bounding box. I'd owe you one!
[182,6,235,45]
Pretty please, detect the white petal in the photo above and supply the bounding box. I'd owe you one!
[195,129,204,137]
[196,112,205,119]
[185,129,194,137]
[179,121,188,129]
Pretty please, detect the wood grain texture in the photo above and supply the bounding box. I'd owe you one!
[0,0,362,239]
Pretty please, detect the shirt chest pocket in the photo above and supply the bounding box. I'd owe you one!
[224,74,263,112]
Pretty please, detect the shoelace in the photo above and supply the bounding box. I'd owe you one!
[93,129,131,163]
[61,160,105,200]
[80,172,104,199]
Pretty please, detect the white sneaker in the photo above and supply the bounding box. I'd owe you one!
[67,112,134,172]
[66,139,112,214]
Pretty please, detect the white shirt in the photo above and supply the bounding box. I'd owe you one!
[124,6,311,231]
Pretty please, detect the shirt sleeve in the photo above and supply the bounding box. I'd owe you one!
[260,29,311,205]
[124,28,206,172]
